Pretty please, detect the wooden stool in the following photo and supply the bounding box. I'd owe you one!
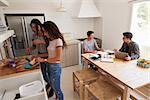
[130,84,150,100]
[73,68,99,100]
[84,78,122,100]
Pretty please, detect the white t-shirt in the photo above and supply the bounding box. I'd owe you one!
[83,39,98,52]
[47,38,63,63]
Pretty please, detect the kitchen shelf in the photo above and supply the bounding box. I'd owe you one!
[0,30,14,43]
[0,0,9,7]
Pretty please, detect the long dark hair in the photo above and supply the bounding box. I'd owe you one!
[30,19,49,47]
[30,19,42,33]
[42,21,67,48]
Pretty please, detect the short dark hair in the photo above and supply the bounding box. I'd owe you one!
[87,31,94,37]
[123,32,133,40]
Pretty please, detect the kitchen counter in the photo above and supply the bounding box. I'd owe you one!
[66,39,80,45]
[0,56,40,79]
[0,65,40,79]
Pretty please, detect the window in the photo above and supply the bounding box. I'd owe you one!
[131,1,150,47]
[131,1,150,58]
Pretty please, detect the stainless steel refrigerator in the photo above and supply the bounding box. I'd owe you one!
[5,14,45,57]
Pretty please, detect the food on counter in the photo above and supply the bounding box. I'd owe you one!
[25,58,30,62]
[8,59,16,67]
[29,58,36,65]
[137,58,150,68]
[24,58,38,69]
[0,56,39,69]
[24,63,32,69]
[0,59,8,68]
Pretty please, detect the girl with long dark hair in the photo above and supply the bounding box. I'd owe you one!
[37,21,66,100]
[28,19,54,97]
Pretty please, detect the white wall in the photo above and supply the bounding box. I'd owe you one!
[2,0,132,49]
[94,0,132,49]
[93,0,103,40]
[93,18,103,39]
[3,0,94,39]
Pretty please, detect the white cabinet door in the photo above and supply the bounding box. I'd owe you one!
[0,70,48,100]
[62,43,79,67]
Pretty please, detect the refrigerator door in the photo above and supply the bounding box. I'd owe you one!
[6,16,28,56]
[24,16,44,48]
[6,15,44,57]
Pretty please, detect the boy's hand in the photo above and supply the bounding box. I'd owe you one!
[124,56,131,61]
[113,49,118,52]
[92,50,97,54]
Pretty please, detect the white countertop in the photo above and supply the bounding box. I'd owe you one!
[66,39,80,45]
[0,30,14,43]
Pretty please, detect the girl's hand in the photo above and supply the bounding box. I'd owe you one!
[31,54,38,59]
[25,48,30,54]
[37,57,44,62]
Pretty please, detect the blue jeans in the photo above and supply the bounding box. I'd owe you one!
[40,62,49,83]
[47,63,64,100]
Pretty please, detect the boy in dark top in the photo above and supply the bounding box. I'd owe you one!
[119,32,140,61]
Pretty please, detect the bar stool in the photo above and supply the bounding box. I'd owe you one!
[73,68,99,100]
[84,78,122,100]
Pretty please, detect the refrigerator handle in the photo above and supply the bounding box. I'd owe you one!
[24,17,31,48]
[21,17,28,48]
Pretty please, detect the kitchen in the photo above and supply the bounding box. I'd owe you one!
[0,0,150,100]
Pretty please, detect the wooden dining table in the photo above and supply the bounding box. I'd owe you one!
[82,53,150,100]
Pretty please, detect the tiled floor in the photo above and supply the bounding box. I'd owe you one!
[49,65,82,100]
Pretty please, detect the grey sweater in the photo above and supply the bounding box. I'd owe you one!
[119,41,140,60]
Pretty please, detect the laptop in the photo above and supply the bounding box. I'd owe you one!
[115,52,129,59]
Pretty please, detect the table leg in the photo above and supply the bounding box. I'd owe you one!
[122,86,131,100]
[82,58,88,69]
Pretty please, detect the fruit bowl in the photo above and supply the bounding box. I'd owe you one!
[137,59,150,68]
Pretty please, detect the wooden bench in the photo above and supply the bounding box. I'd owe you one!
[73,68,99,100]
[84,78,122,100]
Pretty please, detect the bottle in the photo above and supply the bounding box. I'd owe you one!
[8,59,16,68]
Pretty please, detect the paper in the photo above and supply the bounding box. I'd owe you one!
[101,58,114,63]
[105,50,115,54]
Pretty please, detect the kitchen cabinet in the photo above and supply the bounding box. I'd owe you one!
[62,40,81,67]
[0,69,48,100]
